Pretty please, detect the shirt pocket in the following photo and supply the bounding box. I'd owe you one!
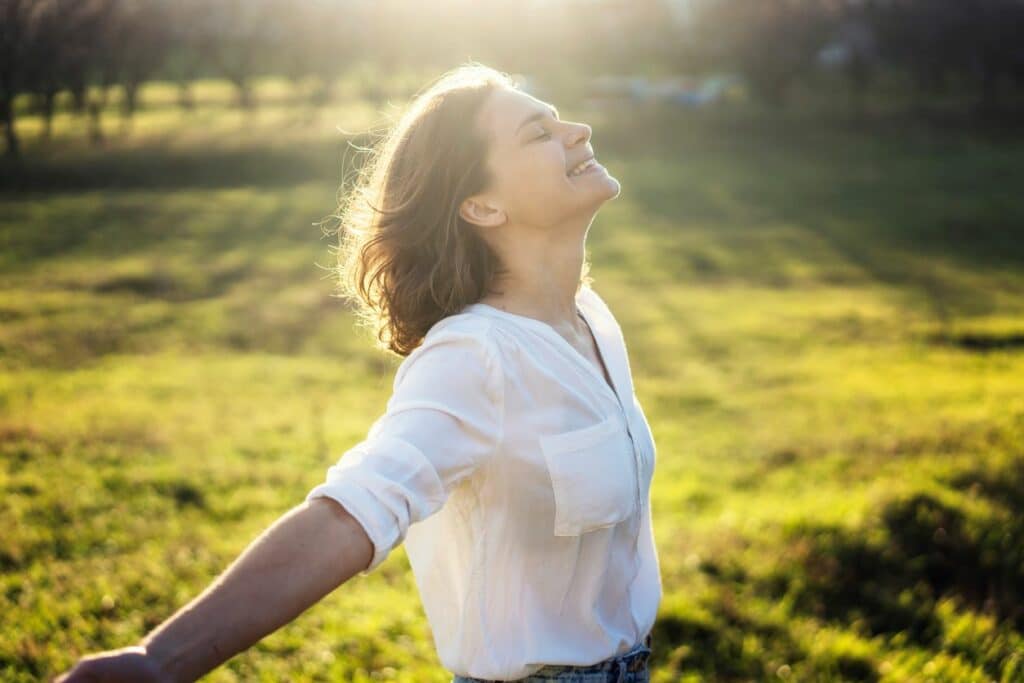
[538,416,638,536]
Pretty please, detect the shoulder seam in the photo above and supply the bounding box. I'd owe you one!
[442,318,505,471]
[407,317,506,454]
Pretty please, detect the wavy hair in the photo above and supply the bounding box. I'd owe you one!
[327,62,592,357]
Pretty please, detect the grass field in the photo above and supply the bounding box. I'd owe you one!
[2,80,1024,682]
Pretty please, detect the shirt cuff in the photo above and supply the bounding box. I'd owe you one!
[305,480,397,576]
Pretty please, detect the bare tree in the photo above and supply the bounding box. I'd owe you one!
[205,0,278,110]
[961,0,1024,113]
[24,0,73,141]
[78,0,119,145]
[160,0,217,111]
[274,0,361,109]
[0,0,38,157]
[19,0,118,141]
[869,0,1024,113]
[108,0,171,129]
[690,0,835,105]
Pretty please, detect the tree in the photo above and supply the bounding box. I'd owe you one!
[1,0,40,156]
[108,0,171,128]
[690,0,836,105]
[23,0,80,141]
[160,0,217,111]
[272,0,362,109]
[869,0,1024,113]
[0,0,111,155]
[204,0,279,110]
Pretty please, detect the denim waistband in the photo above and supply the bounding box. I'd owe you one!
[453,632,653,682]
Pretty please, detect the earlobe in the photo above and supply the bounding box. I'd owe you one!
[460,198,506,228]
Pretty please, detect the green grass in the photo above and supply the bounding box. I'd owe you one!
[2,84,1024,682]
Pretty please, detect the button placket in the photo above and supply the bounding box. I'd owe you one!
[577,311,643,526]
[577,312,645,635]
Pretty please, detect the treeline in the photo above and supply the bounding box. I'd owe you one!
[689,0,1024,111]
[3,0,1024,158]
[1,0,373,157]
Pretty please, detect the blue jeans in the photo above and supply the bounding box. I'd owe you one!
[451,633,653,683]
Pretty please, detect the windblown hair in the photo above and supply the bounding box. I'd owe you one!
[327,62,592,357]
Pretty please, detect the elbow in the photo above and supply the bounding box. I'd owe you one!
[306,497,375,577]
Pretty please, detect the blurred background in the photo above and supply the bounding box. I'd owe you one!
[2,1,1024,681]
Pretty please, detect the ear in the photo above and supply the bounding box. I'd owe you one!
[459,195,506,229]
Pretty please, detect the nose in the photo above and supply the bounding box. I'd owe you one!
[568,121,591,147]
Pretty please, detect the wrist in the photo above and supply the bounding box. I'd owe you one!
[141,639,190,683]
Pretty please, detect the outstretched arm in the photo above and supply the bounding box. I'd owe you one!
[55,497,373,683]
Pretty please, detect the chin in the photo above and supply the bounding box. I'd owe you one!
[564,171,621,214]
[596,174,621,201]
[606,176,622,198]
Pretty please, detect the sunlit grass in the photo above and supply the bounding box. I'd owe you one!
[2,81,1024,681]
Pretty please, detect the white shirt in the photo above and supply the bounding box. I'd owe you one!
[305,284,662,681]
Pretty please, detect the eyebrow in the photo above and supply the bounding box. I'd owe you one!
[515,105,560,135]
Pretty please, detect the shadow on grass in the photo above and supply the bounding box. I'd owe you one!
[0,139,351,194]
[89,262,253,302]
[650,563,880,681]
[760,472,1024,681]
[652,607,815,682]
[615,110,1024,317]
[926,330,1024,352]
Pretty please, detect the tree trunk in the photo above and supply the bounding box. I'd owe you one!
[121,81,139,135]
[233,78,255,110]
[177,80,195,111]
[41,90,56,141]
[122,81,139,119]
[1,95,19,158]
[70,84,87,113]
[88,87,108,146]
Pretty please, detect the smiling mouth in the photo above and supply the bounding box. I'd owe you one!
[567,157,600,177]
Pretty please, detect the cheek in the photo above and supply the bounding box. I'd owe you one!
[531,148,572,193]
[509,153,567,196]
[519,143,566,175]
[543,146,568,176]
[492,149,572,217]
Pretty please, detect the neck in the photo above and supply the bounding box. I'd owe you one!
[480,231,587,332]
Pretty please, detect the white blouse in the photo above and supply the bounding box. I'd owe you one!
[305,284,662,681]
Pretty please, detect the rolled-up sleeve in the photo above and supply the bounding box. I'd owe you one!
[305,325,505,575]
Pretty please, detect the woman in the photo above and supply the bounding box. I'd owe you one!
[56,62,661,683]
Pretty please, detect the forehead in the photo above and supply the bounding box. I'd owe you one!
[480,87,554,139]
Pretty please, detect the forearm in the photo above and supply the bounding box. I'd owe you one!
[140,497,373,683]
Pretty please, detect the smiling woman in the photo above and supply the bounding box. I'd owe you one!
[334,62,619,358]
[56,62,658,683]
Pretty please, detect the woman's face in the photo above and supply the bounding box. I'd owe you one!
[467,86,620,231]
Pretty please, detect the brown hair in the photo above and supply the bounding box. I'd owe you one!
[327,62,592,357]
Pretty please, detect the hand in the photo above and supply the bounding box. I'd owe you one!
[53,645,174,683]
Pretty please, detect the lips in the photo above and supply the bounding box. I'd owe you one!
[566,155,595,176]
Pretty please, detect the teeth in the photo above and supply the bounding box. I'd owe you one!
[569,158,596,176]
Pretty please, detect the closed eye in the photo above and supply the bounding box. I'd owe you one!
[533,131,551,142]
